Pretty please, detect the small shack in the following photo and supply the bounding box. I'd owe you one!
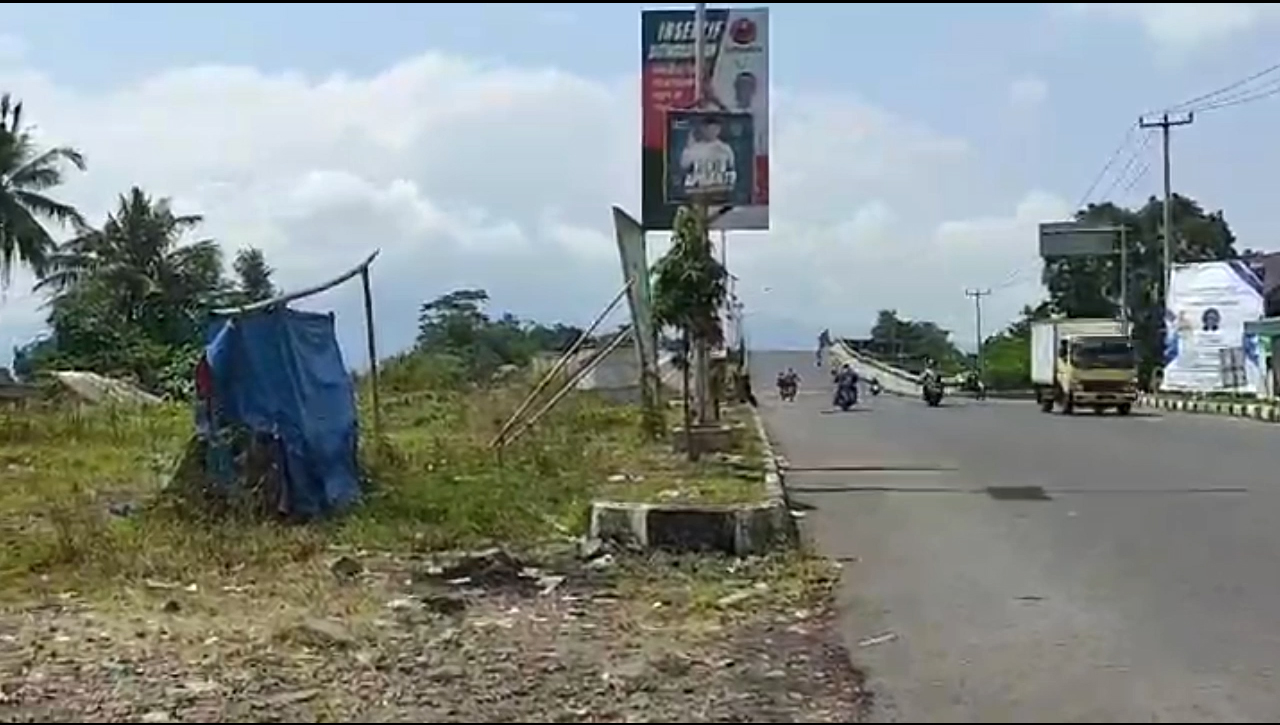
[180,252,382,520]
[197,308,360,518]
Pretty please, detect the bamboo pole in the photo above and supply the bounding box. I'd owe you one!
[490,278,633,448]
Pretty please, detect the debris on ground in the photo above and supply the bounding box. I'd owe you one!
[0,552,867,722]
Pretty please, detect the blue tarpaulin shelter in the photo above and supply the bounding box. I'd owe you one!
[196,308,361,518]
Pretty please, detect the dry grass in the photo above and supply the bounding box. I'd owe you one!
[0,374,864,722]
[0,375,768,600]
[592,403,767,505]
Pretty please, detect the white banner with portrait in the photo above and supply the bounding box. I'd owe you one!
[1161,260,1265,394]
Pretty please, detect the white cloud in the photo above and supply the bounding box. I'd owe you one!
[0,46,1057,363]
[1065,4,1280,53]
[1008,76,1049,109]
[0,35,25,65]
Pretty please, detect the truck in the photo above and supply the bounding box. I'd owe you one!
[1030,318,1138,415]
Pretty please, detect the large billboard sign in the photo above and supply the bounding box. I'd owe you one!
[1161,260,1265,394]
[641,7,769,231]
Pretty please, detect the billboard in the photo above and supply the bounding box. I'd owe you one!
[1038,221,1118,258]
[1161,260,1265,394]
[641,7,769,231]
[665,110,755,207]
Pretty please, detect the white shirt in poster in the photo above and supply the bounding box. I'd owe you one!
[680,139,737,190]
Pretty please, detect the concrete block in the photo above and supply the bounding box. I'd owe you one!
[585,401,798,556]
[587,500,793,556]
[646,505,739,552]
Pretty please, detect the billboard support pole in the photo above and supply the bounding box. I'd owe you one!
[693,3,706,103]
[1120,225,1129,336]
[688,2,713,425]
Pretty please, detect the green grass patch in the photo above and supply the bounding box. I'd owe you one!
[0,372,769,600]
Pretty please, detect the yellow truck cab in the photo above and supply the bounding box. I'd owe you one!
[1030,318,1138,415]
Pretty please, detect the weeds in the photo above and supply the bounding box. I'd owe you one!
[0,362,767,598]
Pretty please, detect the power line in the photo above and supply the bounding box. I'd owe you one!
[1075,126,1137,209]
[1097,131,1155,201]
[1192,79,1280,113]
[1120,158,1151,199]
[1163,61,1280,114]
[994,61,1280,307]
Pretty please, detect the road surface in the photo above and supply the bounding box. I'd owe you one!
[753,350,1280,723]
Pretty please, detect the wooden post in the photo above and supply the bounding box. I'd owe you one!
[360,267,381,440]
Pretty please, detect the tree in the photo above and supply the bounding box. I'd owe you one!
[0,93,86,286]
[38,186,225,348]
[232,246,277,303]
[1043,193,1239,385]
[980,300,1056,390]
[652,205,728,446]
[868,309,964,372]
[27,187,225,395]
[415,288,575,381]
[417,288,491,354]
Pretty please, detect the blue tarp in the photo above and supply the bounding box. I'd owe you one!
[198,308,360,518]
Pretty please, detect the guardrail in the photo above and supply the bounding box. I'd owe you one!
[830,343,1037,400]
[828,342,920,396]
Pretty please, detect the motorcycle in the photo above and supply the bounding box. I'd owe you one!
[922,378,944,407]
[834,383,858,411]
[778,381,798,402]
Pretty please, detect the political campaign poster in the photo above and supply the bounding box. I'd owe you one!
[664,110,754,207]
[1161,260,1266,394]
[641,7,769,231]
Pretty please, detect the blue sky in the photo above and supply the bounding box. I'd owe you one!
[2,3,1280,361]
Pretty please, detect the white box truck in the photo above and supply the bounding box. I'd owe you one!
[1030,318,1138,415]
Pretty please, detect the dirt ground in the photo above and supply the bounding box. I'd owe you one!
[0,548,867,723]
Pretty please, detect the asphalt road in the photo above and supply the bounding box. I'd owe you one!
[753,350,1280,723]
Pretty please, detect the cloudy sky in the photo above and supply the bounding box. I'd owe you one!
[1,3,1279,363]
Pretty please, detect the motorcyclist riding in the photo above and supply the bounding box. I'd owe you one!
[833,363,859,407]
[777,367,800,399]
[967,369,987,400]
[920,358,944,406]
[920,359,939,386]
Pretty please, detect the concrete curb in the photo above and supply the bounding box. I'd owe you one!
[587,405,795,555]
[1138,394,1280,423]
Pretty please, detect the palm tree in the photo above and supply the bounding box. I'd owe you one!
[0,93,86,286]
[37,186,225,345]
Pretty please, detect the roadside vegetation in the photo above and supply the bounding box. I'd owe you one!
[849,197,1250,393]
[0,90,868,722]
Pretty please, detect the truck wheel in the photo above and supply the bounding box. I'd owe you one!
[1117,403,1132,416]
[1037,391,1053,413]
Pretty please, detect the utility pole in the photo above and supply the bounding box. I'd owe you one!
[1138,112,1194,297]
[966,288,991,378]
